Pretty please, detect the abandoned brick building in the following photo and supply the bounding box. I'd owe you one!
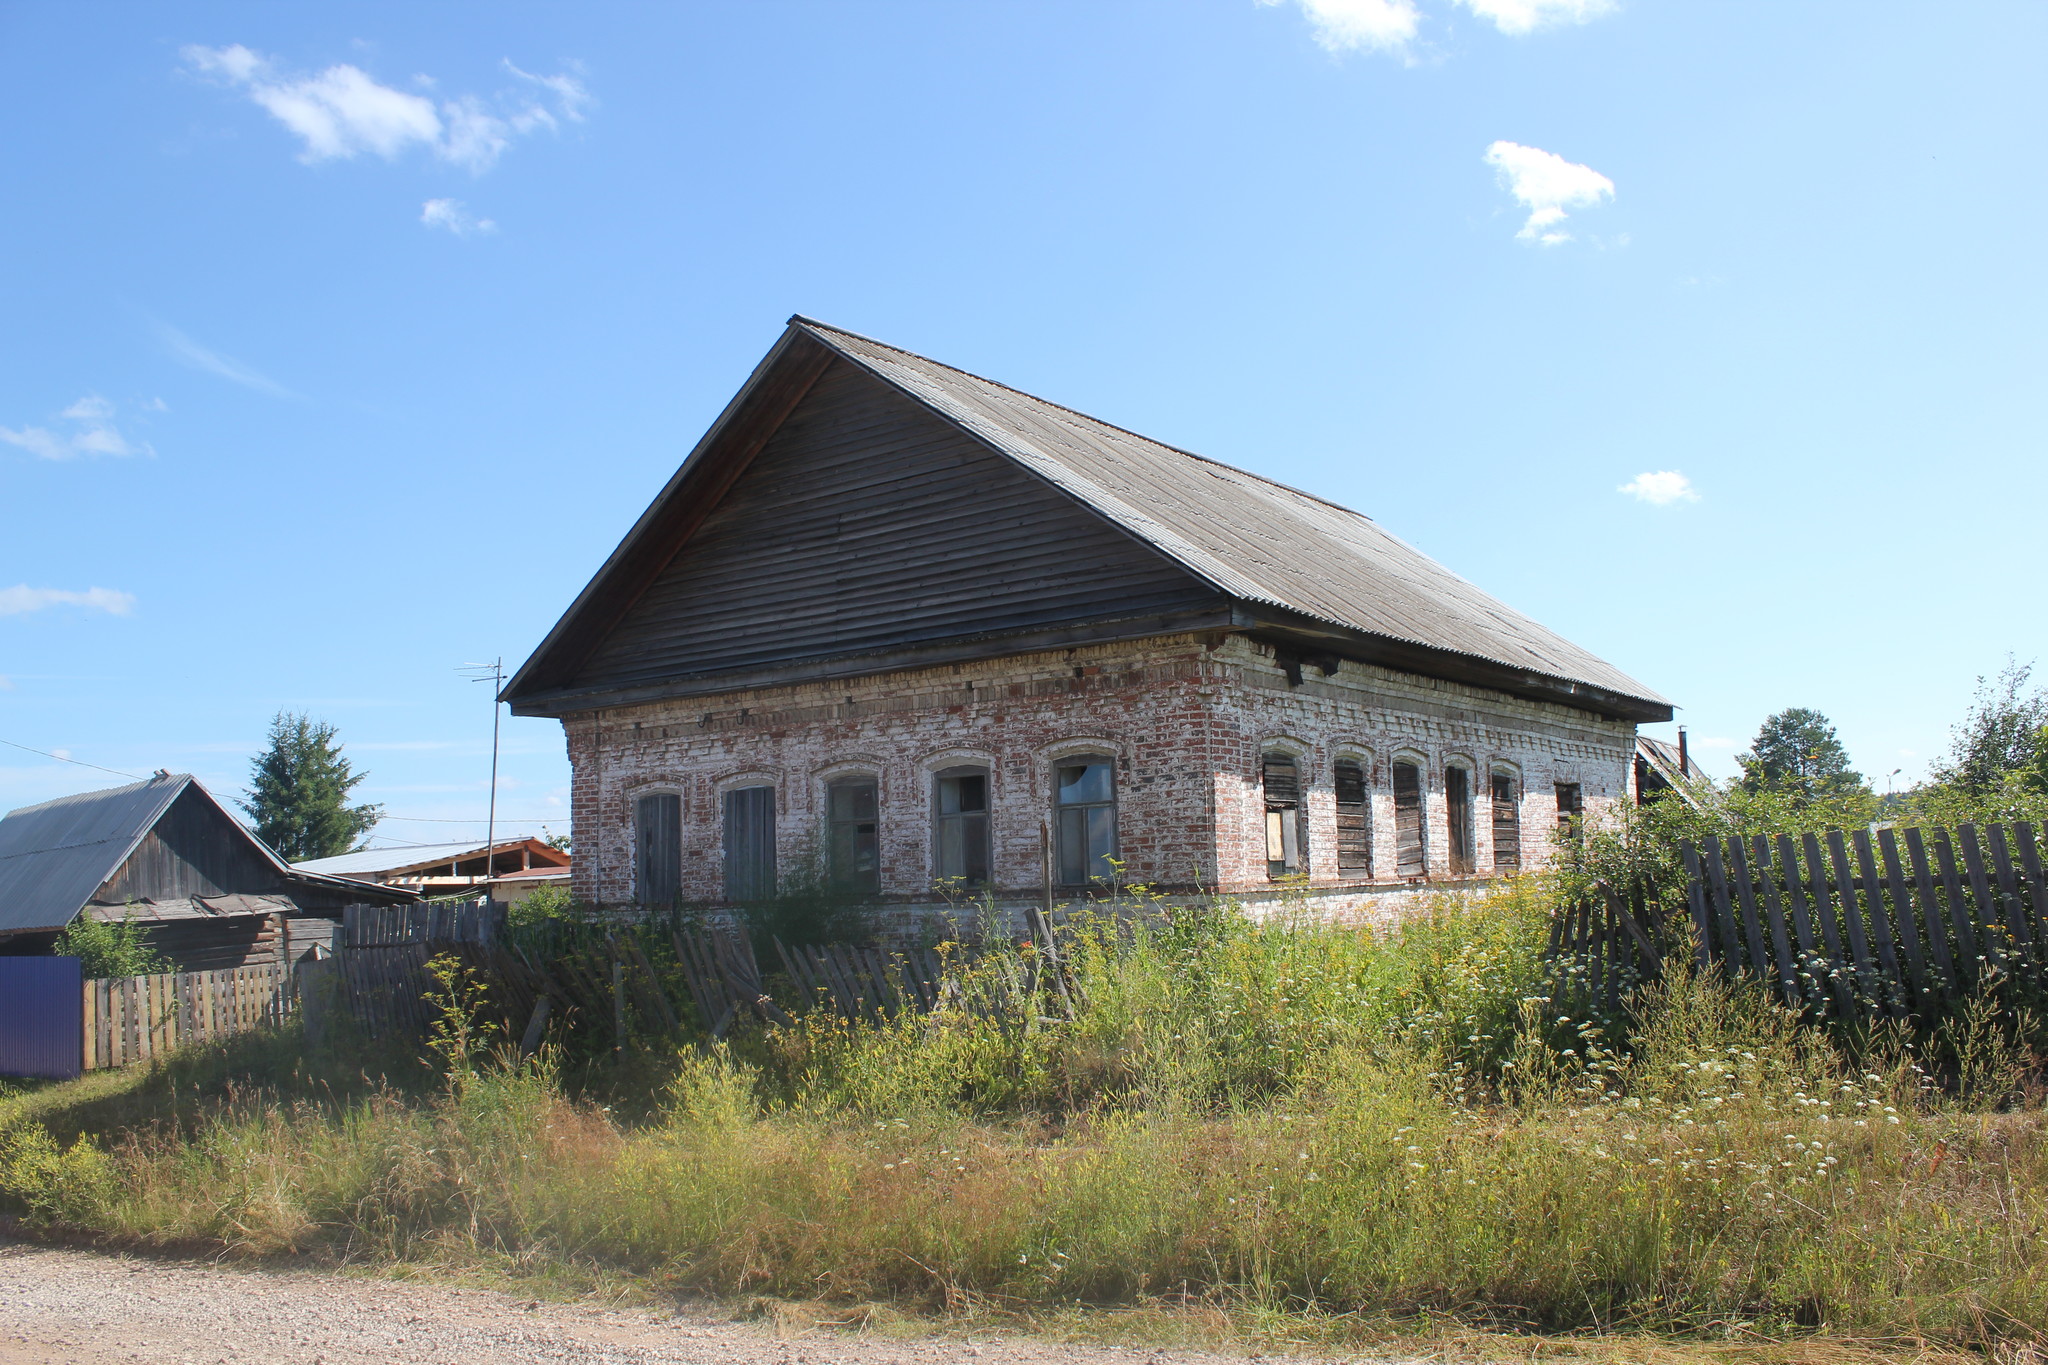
[504,317,1675,919]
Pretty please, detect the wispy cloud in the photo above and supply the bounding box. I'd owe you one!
[1255,0,1422,58]
[1456,0,1615,35]
[0,586,137,618]
[154,322,293,398]
[1619,471,1700,506]
[1483,140,1614,244]
[0,396,153,461]
[420,198,496,236]
[181,44,589,176]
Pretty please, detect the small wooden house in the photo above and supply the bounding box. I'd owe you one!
[0,773,417,971]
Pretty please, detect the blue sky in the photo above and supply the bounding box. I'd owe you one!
[3,0,2043,841]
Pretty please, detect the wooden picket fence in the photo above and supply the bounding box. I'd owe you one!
[1548,821,2048,1018]
[1678,821,2048,1017]
[82,961,296,1071]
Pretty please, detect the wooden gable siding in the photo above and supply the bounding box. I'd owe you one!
[569,359,1222,694]
[94,788,282,906]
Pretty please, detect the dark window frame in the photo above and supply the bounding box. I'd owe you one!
[1334,757,1372,878]
[1392,758,1426,879]
[1262,750,1307,880]
[824,774,880,894]
[722,784,777,902]
[1053,754,1118,886]
[1445,762,1476,875]
[933,765,992,887]
[1555,781,1584,840]
[634,790,682,906]
[1490,769,1521,870]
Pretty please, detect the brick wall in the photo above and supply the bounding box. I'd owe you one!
[557,632,1634,914]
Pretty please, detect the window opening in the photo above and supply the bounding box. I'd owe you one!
[1491,772,1521,870]
[1054,757,1117,885]
[1263,752,1305,879]
[634,792,681,906]
[722,785,776,901]
[1392,761,1425,879]
[934,767,991,885]
[825,777,879,894]
[1446,766,1475,875]
[1335,759,1372,877]
[1555,782,1584,840]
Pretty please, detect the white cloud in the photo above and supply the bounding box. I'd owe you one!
[181,44,588,176]
[1456,0,1615,36]
[0,396,152,460]
[0,586,136,618]
[1256,0,1422,57]
[1618,470,1700,505]
[421,198,496,236]
[154,322,293,398]
[1483,140,1614,243]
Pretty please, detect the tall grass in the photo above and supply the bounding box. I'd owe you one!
[3,876,2045,1346]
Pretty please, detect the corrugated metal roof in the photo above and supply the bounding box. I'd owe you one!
[0,774,191,934]
[793,317,1668,709]
[293,838,562,879]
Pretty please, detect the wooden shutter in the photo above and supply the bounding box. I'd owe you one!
[1393,762,1424,878]
[722,786,776,901]
[1262,754,1300,805]
[634,793,681,906]
[1490,773,1520,870]
[1446,767,1474,874]
[1335,760,1371,877]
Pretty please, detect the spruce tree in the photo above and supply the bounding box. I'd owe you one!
[240,712,381,861]
[1736,707,1865,801]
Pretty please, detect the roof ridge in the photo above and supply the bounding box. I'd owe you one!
[787,316,1379,524]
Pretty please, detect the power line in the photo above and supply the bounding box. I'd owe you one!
[0,738,144,781]
[377,813,562,825]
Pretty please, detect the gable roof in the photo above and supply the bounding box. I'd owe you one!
[506,317,1671,722]
[0,774,413,935]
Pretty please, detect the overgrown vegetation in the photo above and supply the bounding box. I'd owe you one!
[52,914,168,978]
[1,868,2045,1350]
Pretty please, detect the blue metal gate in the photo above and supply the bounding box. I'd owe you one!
[0,956,82,1080]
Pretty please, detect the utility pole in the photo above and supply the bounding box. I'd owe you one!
[460,658,506,897]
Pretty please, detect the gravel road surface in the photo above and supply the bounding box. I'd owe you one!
[0,1242,1341,1365]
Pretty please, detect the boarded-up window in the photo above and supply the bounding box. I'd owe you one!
[723,785,776,901]
[826,777,879,893]
[1055,757,1117,885]
[934,767,991,885]
[1555,782,1583,839]
[634,792,681,906]
[1491,772,1521,870]
[1392,761,1425,879]
[1446,766,1475,875]
[1335,759,1371,877]
[1263,752,1305,879]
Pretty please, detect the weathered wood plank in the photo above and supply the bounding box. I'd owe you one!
[1902,827,1954,989]
[1931,831,1982,978]
[1847,829,1906,1013]
[2015,823,2048,956]
[1795,832,1854,1014]
[1985,824,2036,973]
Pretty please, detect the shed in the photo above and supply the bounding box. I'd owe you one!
[294,837,570,899]
[0,773,417,971]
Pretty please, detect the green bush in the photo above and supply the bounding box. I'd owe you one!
[53,913,168,979]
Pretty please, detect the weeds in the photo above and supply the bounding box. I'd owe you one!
[2,875,2045,1347]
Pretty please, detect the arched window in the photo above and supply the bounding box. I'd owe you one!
[722,785,776,901]
[1392,760,1425,879]
[635,792,681,906]
[1491,769,1521,870]
[825,776,879,893]
[1262,751,1306,879]
[1334,758,1371,877]
[1446,763,1475,875]
[934,766,991,885]
[1054,755,1117,885]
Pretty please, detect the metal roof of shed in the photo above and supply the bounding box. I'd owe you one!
[294,837,566,879]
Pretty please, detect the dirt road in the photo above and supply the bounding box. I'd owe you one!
[0,1242,1329,1365]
